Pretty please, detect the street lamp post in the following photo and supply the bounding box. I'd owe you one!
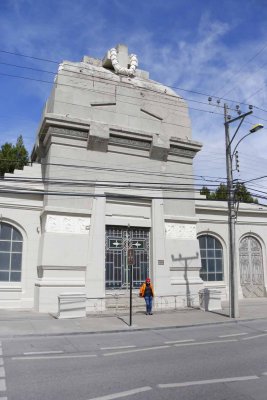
[225,113,238,318]
[224,105,265,318]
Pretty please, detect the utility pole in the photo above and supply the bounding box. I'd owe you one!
[224,103,238,318]
[224,103,253,318]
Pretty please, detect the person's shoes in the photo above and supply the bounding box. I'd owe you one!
[146,312,148,315]
[149,312,153,315]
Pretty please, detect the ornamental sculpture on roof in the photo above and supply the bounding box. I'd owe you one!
[109,47,138,76]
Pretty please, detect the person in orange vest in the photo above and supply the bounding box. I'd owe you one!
[139,278,154,315]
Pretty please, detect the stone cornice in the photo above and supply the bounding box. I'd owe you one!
[170,137,202,153]
[32,115,201,162]
[0,202,42,210]
[40,206,91,216]
[164,215,199,223]
[196,202,267,215]
[38,265,86,270]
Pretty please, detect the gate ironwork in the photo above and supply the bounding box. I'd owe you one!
[239,236,265,297]
[105,226,150,289]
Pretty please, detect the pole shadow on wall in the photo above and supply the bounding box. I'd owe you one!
[171,252,199,308]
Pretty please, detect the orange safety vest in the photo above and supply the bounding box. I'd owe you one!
[139,282,154,297]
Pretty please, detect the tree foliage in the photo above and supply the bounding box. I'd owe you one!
[200,183,258,204]
[235,183,258,204]
[0,135,29,177]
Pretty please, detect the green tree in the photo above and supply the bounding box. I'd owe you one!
[200,184,226,200]
[235,183,258,204]
[200,183,258,204]
[214,183,228,201]
[0,135,29,177]
[200,186,211,198]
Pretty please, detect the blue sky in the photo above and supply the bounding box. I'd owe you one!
[1,0,267,198]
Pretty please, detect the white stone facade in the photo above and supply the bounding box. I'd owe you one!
[0,44,267,313]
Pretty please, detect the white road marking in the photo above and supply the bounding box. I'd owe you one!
[87,386,152,400]
[0,349,2,356]
[261,372,267,376]
[0,379,6,392]
[0,359,3,366]
[12,353,97,361]
[158,375,259,388]
[0,397,8,400]
[174,339,238,347]
[23,350,64,355]
[164,339,195,344]
[104,345,170,357]
[100,345,136,350]
[219,332,248,338]
[0,368,5,378]
[242,333,267,341]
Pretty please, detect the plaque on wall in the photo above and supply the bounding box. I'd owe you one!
[165,223,196,240]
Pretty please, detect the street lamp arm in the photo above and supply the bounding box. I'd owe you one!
[232,131,254,157]
[228,117,245,148]
[225,110,253,150]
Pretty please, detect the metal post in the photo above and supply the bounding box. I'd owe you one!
[129,264,133,326]
[125,228,128,291]
[126,224,134,326]
[224,104,239,318]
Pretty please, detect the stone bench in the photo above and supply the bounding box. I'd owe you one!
[199,288,222,311]
[57,292,86,319]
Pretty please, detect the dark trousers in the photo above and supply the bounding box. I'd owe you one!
[144,296,153,314]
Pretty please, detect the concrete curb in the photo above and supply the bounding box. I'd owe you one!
[1,316,267,339]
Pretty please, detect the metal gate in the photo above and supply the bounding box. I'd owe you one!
[105,226,150,289]
[239,236,265,297]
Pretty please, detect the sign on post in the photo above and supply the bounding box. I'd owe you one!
[128,248,135,265]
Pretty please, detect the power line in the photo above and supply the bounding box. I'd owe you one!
[0,56,236,118]
[0,186,232,201]
[0,70,224,120]
[0,159,228,182]
[0,48,265,114]
[213,42,267,98]
[0,49,59,64]
[0,183,265,203]
[243,86,266,103]
[0,175,225,189]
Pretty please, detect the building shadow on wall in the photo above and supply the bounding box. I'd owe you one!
[171,252,199,308]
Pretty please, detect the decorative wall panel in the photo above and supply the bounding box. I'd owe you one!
[45,215,90,234]
[165,223,196,240]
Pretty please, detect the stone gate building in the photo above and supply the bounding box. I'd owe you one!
[1,44,267,313]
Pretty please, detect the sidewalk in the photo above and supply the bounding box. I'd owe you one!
[0,298,267,338]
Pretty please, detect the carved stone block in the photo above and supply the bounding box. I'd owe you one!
[150,135,170,161]
[87,122,109,152]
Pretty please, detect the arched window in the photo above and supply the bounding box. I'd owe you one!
[198,235,224,281]
[0,223,23,282]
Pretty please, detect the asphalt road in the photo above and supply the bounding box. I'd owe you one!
[1,319,267,400]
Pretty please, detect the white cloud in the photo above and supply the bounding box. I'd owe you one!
[0,2,266,200]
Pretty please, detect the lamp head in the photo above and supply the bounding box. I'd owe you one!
[250,123,264,133]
